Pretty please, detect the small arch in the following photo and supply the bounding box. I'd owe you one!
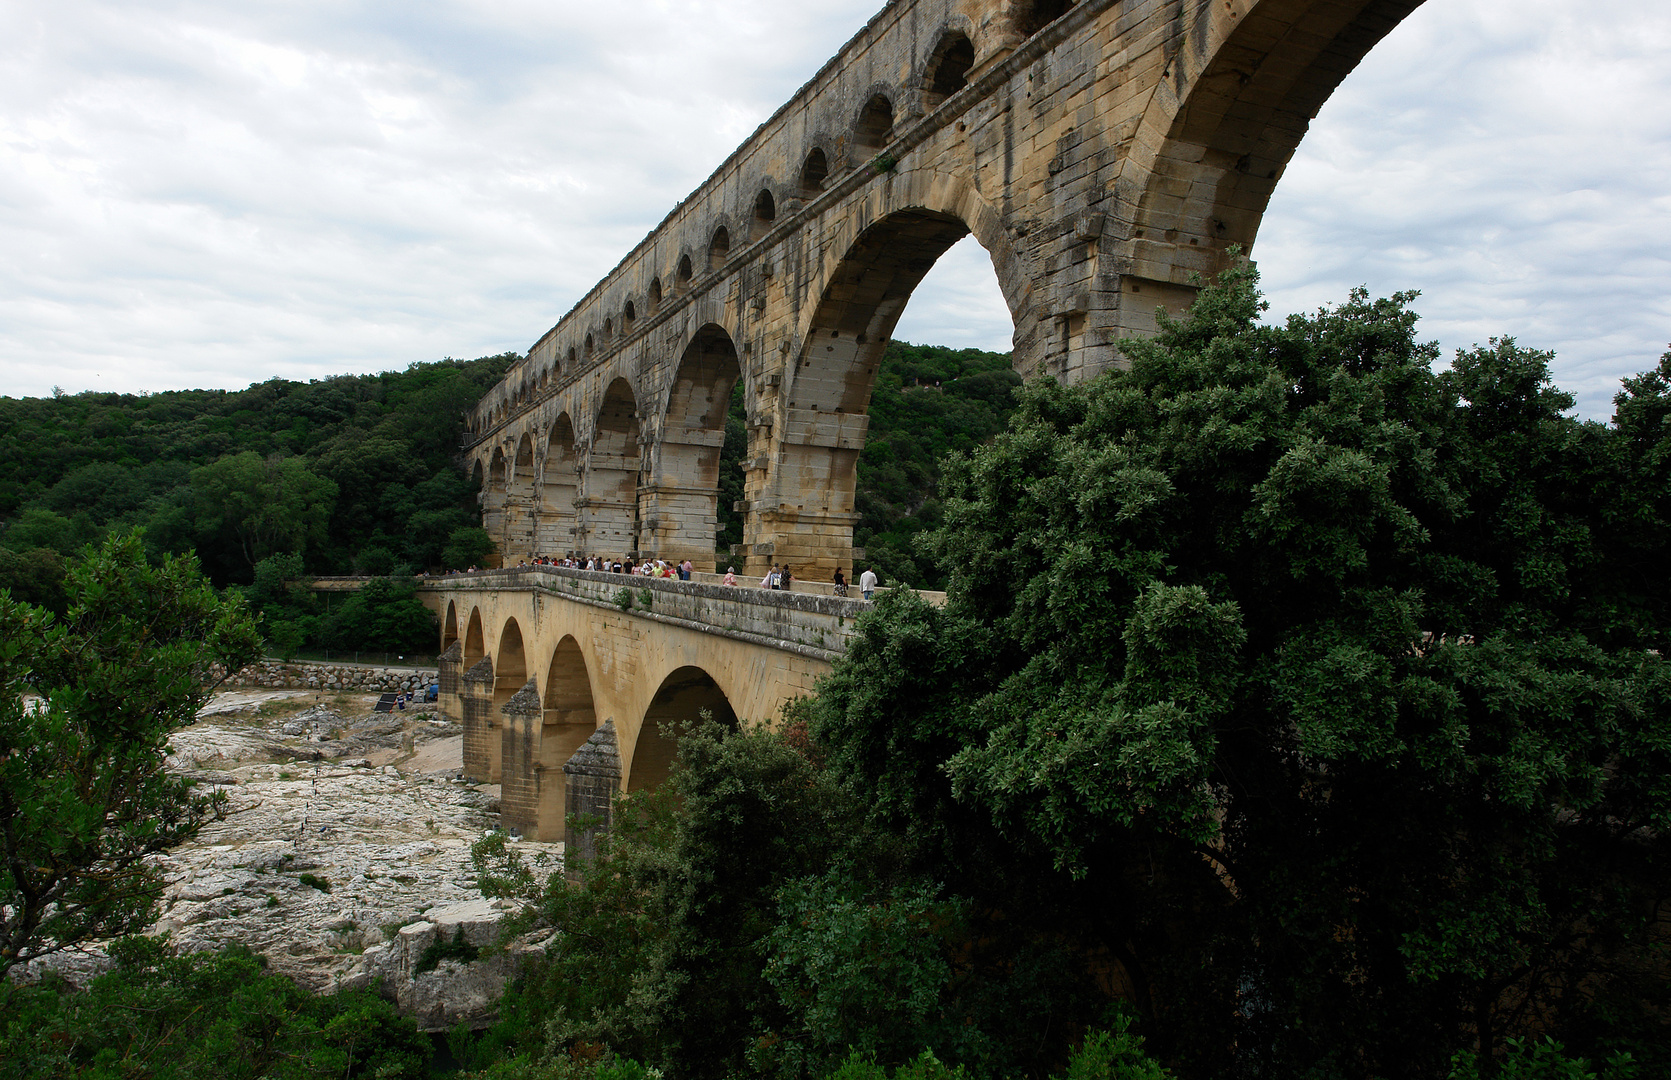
[801,148,829,194]
[648,277,663,308]
[1015,0,1071,38]
[855,94,894,153]
[751,188,776,241]
[624,299,636,327]
[442,601,459,651]
[676,253,693,286]
[567,346,577,369]
[923,31,975,107]
[708,226,731,271]
[603,317,614,340]
[585,333,595,357]
[628,666,737,793]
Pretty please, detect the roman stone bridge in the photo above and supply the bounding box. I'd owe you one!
[422,567,876,842]
[461,0,1421,581]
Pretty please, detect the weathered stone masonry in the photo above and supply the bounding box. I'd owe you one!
[464,0,1421,581]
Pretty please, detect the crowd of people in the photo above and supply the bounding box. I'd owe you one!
[439,554,884,599]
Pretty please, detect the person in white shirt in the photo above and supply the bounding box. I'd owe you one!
[859,567,878,600]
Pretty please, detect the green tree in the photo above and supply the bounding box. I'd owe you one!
[191,451,338,567]
[0,936,429,1078]
[325,575,438,654]
[0,530,262,976]
[808,265,1671,1076]
[0,546,68,611]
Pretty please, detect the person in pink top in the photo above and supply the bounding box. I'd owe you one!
[723,567,737,586]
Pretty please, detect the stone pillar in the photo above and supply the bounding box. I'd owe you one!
[437,641,464,725]
[498,678,542,838]
[460,658,495,783]
[562,720,620,882]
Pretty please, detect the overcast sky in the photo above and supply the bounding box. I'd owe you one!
[2,1,1668,418]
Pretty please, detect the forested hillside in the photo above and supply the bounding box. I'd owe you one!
[0,353,515,592]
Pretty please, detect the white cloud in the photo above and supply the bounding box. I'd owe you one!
[0,0,1667,419]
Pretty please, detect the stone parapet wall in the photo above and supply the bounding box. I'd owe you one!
[216,660,439,694]
[428,565,873,659]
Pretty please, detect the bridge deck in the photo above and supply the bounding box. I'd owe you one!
[420,565,917,662]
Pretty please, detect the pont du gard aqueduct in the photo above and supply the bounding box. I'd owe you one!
[423,0,1422,845]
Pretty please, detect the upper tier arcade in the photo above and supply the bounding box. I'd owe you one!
[463,0,1423,577]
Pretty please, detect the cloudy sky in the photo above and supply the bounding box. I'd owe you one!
[2,1,1668,418]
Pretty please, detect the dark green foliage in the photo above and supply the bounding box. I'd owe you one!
[319,575,438,654]
[0,353,513,584]
[0,546,67,611]
[853,342,1022,588]
[0,531,263,976]
[0,937,429,1079]
[415,925,480,974]
[807,264,1671,1076]
[467,719,1112,1079]
[296,873,331,893]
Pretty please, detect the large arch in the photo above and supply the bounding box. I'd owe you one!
[530,635,602,841]
[505,432,537,564]
[462,607,485,670]
[442,601,459,652]
[538,414,579,557]
[484,447,508,566]
[626,665,738,794]
[581,378,642,558]
[486,617,528,784]
[1120,0,1424,324]
[746,205,1020,579]
[643,325,742,570]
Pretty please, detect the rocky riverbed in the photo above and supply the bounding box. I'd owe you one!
[15,688,564,1029]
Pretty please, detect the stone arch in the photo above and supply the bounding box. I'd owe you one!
[643,324,742,569]
[922,29,976,108]
[624,299,636,328]
[627,665,738,793]
[753,199,1027,578]
[442,600,458,651]
[751,188,776,240]
[567,346,577,370]
[1014,0,1073,38]
[676,253,693,287]
[539,414,579,556]
[582,377,642,557]
[708,225,731,271]
[484,617,528,784]
[463,606,485,669]
[800,147,830,195]
[509,634,601,841]
[585,332,595,358]
[484,447,508,561]
[506,432,537,563]
[854,93,894,154]
[648,277,663,308]
[1125,0,1420,308]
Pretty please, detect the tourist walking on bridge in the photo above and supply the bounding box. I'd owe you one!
[859,566,877,601]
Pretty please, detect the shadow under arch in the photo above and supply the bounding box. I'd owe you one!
[462,607,485,670]
[626,665,738,794]
[646,324,741,569]
[442,600,458,652]
[584,377,641,558]
[539,413,579,557]
[757,204,1023,577]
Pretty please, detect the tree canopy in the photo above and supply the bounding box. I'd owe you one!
[0,531,262,976]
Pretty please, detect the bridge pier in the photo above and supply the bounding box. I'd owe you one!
[460,658,497,783]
